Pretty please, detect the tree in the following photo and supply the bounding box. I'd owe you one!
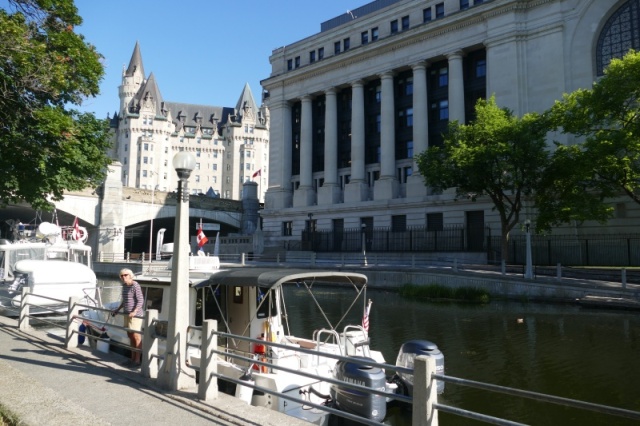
[0,0,111,210]
[537,50,640,231]
[415,96,549,262]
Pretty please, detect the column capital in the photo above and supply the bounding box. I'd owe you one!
[350,79,365,88]
[325,87,337,96]
[378,70,395,80]
[411,61,429,71]
[447,50,465,60]
[300,94,312,102]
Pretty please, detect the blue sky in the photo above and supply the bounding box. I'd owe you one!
[74,0,367,118]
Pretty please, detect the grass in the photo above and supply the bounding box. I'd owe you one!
[399,283,490,303]
[0,405,20,426]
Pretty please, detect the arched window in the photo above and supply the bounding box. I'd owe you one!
[596,0,640,76]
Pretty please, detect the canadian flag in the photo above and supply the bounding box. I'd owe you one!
[72,217,80,241]
[252,169,261,178]
[197,227,208,248]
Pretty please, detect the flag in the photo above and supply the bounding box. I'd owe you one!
[252,169,261,178]
[197,227,208,248]
[72,217,80,241]
[362,299,372,333]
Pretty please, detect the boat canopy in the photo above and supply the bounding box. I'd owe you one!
[194,268,367,290]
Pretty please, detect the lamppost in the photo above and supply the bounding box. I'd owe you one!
[307,213,313,251]
[148,172,158,268]
[524,219,533,279]
[158,151,196,391]
[361,223,367,266]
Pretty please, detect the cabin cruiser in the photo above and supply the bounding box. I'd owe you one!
[0,222,96,315]
[84,267,444,424]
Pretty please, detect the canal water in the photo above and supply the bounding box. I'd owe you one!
[281,286,640,426]
[97,277,639,425]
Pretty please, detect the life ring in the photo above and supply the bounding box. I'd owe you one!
[72,226,88,243]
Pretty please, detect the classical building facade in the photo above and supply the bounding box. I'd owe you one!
[260,0,638,250]
[110,43,270,202]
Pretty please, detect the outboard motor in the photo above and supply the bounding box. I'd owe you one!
[395,340,445,396]
[331,356,386,422]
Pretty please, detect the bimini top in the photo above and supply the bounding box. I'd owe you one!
[194,268,367,290]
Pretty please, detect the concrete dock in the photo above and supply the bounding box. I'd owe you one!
[0,315,308,426]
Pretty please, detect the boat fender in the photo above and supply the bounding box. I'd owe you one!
[78,323,86,345]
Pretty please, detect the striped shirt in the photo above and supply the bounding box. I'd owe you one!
[121,281,144,316]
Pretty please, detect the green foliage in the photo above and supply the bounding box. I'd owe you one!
[538,50,640,231]
[416,96,549,261]
[399,283,490,303]
[0,0,111,209]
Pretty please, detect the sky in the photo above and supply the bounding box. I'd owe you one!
[73,0,368,119]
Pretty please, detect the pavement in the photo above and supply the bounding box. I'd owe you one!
[0,315,308,426]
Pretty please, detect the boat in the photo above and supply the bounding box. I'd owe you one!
[84,267,444,424]
[195,268,447,423]
[576,295,640,311]
[0,222,96,315]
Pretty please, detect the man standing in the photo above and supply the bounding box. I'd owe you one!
[112,268,144,367]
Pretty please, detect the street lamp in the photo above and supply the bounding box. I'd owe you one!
[524,219,533,279]
[361,223,367,266]
[148,173,158,268]
[158,151,196,391]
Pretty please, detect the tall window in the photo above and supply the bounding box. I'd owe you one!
[334,41,341,55]
[597,0,640,75]
[361,31,369,45]
[371,27,379,41]
[310,50,316,63]
[390,19,398,34]
[424,7,432,22]
[460,0,469,10]
[436,2,445,18]
[318,47,324,60]
[401,15,410,30]
[439,68,448,87]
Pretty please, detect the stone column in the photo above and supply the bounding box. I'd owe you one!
[345,80,369,203]
[318,88,342,205]
[407,61,429,198]
[448,51,465,123]
[374,71,399,200]
[293,95,315,207]
[265,99,293,209]
[97,161,125,256]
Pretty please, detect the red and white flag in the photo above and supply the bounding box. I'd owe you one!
[72,217,80,241]
[252,169,261,179]
[362,299,372,333]
[197,227,208,248]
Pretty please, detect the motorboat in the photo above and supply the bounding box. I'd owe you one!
[0,222,96,315]
[194,268,444,423]
[85,267,444,424]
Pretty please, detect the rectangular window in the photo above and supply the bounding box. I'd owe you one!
[391,215,407,232]
[142,170,147,177]
[439,67,448,87]
[195,163,200,170]
[294,56,300,68]
[361,31,369,45]
[212,164,217,171]
[476,59,486,78]
[144,143,149,151]
[287,59,293,70]
[436,3,445,18]
[334,41,341,55]
[423,7,432,22]
[406,77,413,95]
[310,50,316,63]
[401,15,410,30]
[439,100,449,120]
[371,27,379,41]
[407,141,414,158]
[390,19,398,34]
[282,221,293,236]
[406,108,414,127]
[318,47,324,60]
[460,0,469,9]
[343,37,350,51]
[427,213,444,231]
[143,157,148,164]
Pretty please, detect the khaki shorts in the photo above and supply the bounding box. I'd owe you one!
[124,315,143,331]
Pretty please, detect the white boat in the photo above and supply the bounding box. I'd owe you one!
[0,222,96,315]
[84,267,444,424]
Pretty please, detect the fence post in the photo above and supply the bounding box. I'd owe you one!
[622,268,627,289]
[501,260,506,275]
[142,309,159,379]
[412,255,415,268]
[311,252,316,266]
[241,252,246,265]
[276,253,280,263]
[453,258,458,273]
[19,287,31,332]
[126,252,130,262]
[413,355,438,426]
[556,263,562,280]
[65,297,80,349]
[199,319,218,401]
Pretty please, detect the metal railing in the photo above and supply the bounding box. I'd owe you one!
[11,291,640,426]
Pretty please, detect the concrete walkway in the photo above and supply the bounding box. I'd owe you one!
[0,316,307,426]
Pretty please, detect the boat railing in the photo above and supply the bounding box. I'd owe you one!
[341,324,371,357]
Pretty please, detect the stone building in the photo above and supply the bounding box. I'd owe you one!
[110,43,270,202]
[260,0,639,251]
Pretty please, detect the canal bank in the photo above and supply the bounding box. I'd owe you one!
[94,260,638,305]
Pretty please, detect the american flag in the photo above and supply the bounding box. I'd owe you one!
[362,299,372,333]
